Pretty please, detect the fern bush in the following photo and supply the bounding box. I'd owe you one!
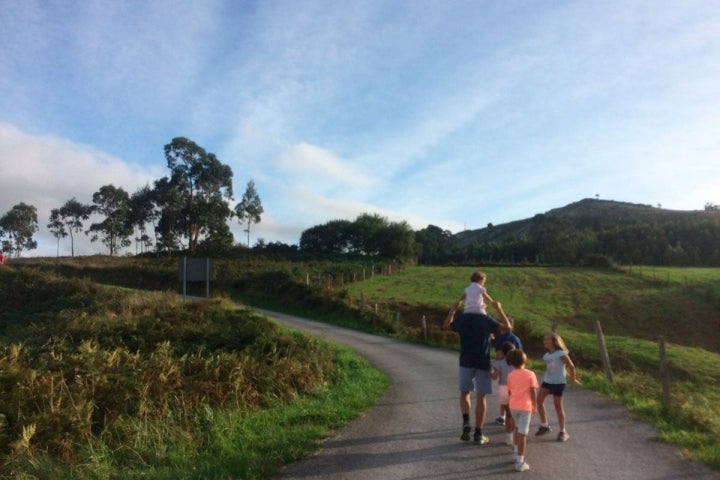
[0,267,336,474]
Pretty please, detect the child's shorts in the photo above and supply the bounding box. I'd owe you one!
[541,382,566,397]
[511,410,532,435]
[497,385,509,405]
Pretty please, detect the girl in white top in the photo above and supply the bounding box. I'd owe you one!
[455,271,494,314]
[535,332,580,442]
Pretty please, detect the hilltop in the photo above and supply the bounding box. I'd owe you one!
[444,198,720,265]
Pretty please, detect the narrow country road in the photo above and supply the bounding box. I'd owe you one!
[260,309,719,480]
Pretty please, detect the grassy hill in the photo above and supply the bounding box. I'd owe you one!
[0,264,386,478]
[343,264,720,469]
[456,198,718,245]
[3,256,720,470]
[343,265,720,353]
[450,198,720,266]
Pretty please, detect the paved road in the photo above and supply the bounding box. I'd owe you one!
[260,309,719,480]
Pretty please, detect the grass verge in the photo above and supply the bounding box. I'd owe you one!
[0,266,389,479]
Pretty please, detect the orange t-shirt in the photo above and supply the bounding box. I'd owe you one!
[507,367,538,412]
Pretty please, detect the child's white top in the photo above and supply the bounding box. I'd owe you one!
[463,282,486,314]
[493,358,514,386]
[542,350,568,384]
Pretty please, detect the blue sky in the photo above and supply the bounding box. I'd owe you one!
[1,0,719,256]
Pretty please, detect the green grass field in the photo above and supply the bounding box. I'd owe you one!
[344,265,720,469]
[4,259,719,472]
[344,266,720,352]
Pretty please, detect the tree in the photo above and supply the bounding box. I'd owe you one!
[234,179,264,247]
[415,224,456,264]
[0,202,39,257]
[298,213,416,260]
[705,202,720,212]
[375,220,416,260]
[55,198,93,257]
[299,220,355,253]
[129,185,159,254]
[352,213,388,255]
[159,137,234,253]
[87,185,133,255]
[47,208,67,257]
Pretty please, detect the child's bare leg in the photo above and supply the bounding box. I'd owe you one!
[515,432,527,456]
[504,406,514,433]
[537,388,550,424]
[553,394,566,431]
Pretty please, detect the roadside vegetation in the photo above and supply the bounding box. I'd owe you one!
[0,265,387,479]
[3,256,720,473]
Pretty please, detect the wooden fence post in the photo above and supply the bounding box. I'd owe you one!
[659,338,671,411]
[422,315,427,341]
[595,320,614,383]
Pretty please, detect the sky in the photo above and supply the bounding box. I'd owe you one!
[1,0,719,257]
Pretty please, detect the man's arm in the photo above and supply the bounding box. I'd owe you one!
[442,295,464,330]
[492,301,513,334]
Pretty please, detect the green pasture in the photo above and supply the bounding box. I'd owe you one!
[4,258,719,472]
[344,265,720,470]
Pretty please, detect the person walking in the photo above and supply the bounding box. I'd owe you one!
[506,349,538,472]
[491,341,517,445]
[535,332,580,442]
[443,296,512,445]
[492,319,523,426]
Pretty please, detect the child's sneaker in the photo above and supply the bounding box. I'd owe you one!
[474,432,489,445]
[557,431,570,442]
[505,433,514,446]
[535,425,552,436]
[495,415,505,425]
[514,461,530,472]
[460,425,471,441]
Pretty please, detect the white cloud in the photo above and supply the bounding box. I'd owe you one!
[276,143,378,189]
[0,123,162,257]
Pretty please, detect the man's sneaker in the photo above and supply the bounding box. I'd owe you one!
[495,416,505,425]
[460,425,471,441]
[557,431,570,442]
[535,425,552,436]
[474,432,489,445]
[514,461,530,472]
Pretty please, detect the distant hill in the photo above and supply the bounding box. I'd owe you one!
[433,198,720,266]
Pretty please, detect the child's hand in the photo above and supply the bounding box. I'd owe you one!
[571,373,581,385]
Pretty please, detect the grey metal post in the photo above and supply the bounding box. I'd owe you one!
[182,256,187,300]
[595,320,614,383]
[205,257,210,298]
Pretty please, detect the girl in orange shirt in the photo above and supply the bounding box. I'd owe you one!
[506,349,538,472]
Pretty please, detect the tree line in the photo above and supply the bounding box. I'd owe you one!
[2,144,719,267]
[0,137,263,258]
[414,207,720,266]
